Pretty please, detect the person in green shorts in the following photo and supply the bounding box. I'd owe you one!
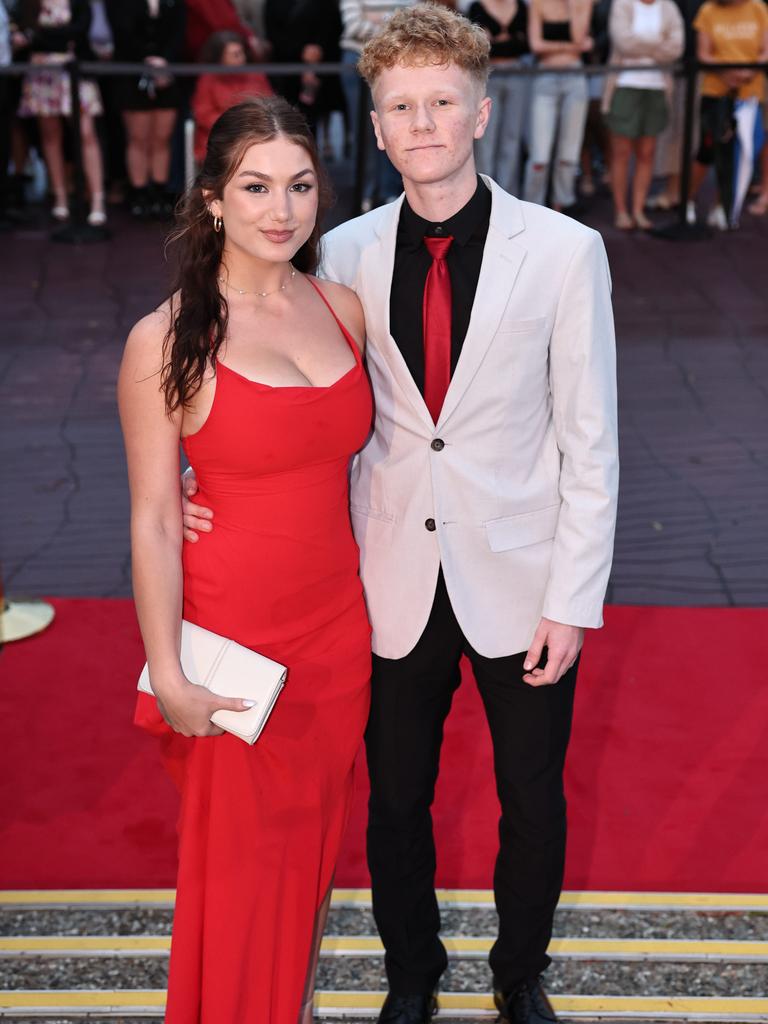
[602,0,684,229]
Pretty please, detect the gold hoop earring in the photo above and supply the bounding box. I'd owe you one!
[213,215,223,233]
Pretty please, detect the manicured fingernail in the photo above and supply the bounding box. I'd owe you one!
[242,700,255,708]
[524,661,532,671]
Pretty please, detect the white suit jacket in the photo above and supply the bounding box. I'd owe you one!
[321,177,618,659]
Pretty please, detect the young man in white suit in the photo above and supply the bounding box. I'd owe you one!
[183,5,618,1022]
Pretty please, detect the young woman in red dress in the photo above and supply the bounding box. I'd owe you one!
[118,96,372,1024]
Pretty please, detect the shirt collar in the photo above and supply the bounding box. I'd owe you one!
[398,176,491,250]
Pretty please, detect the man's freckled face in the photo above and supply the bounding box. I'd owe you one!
[370,62,489,186]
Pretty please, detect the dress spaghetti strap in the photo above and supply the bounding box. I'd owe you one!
[306,276,361,364]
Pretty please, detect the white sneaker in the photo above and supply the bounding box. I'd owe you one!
[706,205,728,230]
[87,209,107,227]
[685,201,697,225]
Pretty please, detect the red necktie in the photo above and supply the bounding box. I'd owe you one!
[422,235,454,424]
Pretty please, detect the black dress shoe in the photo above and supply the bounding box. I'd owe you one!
[378,992,438,1023]
[495,977,558,1024]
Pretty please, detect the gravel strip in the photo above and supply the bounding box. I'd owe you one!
[0,1019,717,1023]
[2,907,765,941]
[2,957,766,996]
[0,910,173,938]
[552,910,768,941]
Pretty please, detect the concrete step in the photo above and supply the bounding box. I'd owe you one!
[0,892,765,1021]
[1,990,767,1020]
[2,935,767,963]
[3,890,767,911]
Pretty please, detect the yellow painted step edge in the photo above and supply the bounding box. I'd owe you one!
[2,888,767,910]
[2,936,767,960]
[2,991,768,1016]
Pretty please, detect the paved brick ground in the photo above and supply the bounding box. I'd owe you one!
[1,186,767,604]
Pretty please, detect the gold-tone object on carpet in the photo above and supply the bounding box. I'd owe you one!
[0,598,56,643]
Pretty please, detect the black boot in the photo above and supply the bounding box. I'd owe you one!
[495,977,558,1024]
[148,180,174,220]
[127,184,150,219]
[378,992,438,1023]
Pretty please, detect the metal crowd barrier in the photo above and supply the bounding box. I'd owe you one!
[0,56,766,242]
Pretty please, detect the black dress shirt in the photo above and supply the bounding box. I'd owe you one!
[389,177,492,396]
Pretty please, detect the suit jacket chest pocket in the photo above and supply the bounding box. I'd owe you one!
[490,316,550,389]
[495,316,548,337]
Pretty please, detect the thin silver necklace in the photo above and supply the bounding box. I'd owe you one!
[219,265,296,298]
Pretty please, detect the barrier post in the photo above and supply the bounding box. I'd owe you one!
[51,60,109,244]
[353,74,369,215]
[652,57,710,240]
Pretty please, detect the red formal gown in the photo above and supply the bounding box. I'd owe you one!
[135,282,373,1023]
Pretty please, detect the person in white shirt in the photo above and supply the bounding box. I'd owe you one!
[602,0,684,229]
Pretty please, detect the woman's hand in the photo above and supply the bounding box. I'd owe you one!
[154,673,255,737]
[301,43,323,64]
[145,54,172,89]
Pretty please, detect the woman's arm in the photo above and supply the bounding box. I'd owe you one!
[191,75,221,140]
[118,310,251,737]
[658,1,685,63]
[118,311,188,694]
[695,22,742,87]
[340,0,386,44]
[609,0,655,58]
[528,0,584,56]
[568,0,593,50]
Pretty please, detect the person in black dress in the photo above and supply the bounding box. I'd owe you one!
[470,0,529,195]
[263,0,343,133]
[106,0,185,217]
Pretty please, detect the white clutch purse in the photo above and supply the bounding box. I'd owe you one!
[137,620,287,745]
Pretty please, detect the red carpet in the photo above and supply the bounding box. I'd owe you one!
[1,599,767,892]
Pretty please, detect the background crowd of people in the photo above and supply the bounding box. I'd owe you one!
[0,0,766,232]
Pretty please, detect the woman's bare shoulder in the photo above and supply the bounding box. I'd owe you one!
[123,301,174,375]
[308,275,366,352]
[125,299,174,349]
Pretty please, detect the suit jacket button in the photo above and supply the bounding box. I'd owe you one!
[431,438,445,451]
[425,518,436,532]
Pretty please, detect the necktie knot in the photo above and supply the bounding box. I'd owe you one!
[424,235,454,261]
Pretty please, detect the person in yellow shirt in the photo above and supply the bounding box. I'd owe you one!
[688,0,768,228]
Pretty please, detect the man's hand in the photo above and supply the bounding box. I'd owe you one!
[523,618,584,687]
[181,467,214,543]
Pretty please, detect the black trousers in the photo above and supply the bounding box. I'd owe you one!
[365,570,578,995]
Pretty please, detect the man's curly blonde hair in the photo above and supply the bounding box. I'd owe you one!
[358,3,490,90]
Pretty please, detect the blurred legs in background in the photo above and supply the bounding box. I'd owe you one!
[123,108,177,219]
[476,69,528,197]
[524,71,589,209]
[341,48,401,208]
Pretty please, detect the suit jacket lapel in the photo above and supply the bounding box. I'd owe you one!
[361,196,433,424]
[436,179,527,430]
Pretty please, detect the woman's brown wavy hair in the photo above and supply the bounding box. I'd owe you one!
[162,95,333,412]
